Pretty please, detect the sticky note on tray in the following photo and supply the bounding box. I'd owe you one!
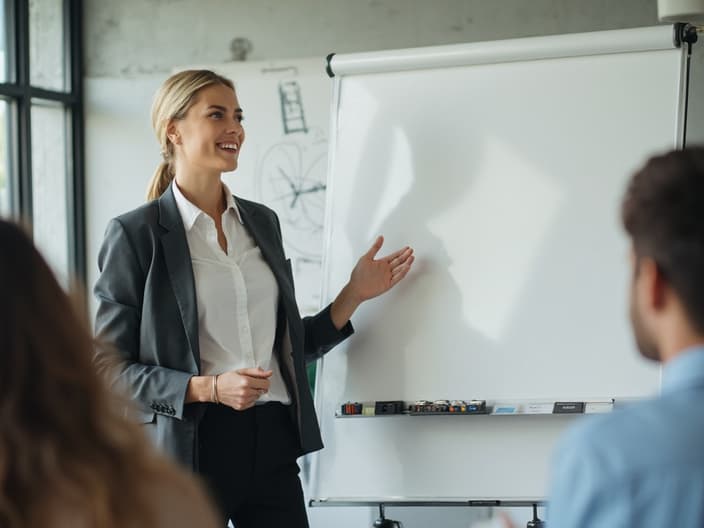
[523,402,554,414]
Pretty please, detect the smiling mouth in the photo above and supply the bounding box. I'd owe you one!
[217,142,239,153]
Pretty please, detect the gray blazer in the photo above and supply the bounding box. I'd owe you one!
[94,184,353,470]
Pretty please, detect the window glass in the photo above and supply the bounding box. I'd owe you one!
[31,100,69,285]
[0,101,10,217]
[30,0,66,91]
[0,0,8,83]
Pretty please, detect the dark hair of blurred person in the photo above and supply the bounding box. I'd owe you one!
[0,219,219,528]
[622,147,704,360]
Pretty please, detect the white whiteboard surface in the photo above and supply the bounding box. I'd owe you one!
[313,26,685,500]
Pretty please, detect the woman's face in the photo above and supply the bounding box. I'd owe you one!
[170,83,245,176]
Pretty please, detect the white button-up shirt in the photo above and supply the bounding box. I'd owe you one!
[172,181,291,404]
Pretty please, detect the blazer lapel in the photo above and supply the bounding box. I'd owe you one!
[237,197,303,408]
[236,198,292,297]
[158,185,200,372]
[236,198,301,344]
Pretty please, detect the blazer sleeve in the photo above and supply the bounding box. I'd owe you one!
[302,304,354,364]
[268,207,355,363]
[94,218,193,420]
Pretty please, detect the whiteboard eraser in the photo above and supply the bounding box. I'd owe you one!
[553,402,585,414]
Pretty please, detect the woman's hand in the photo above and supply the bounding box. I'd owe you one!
[349,236,414,302]
[216,367,273,411]
[330,236,414,329]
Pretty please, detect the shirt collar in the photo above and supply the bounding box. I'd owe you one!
[661,345,704,395]
[172,180,201,231]
[172,180,243,232]
[221,182,244,225]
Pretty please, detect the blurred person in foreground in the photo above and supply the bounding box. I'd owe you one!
[0,219,219,528]
[548,147,704,527]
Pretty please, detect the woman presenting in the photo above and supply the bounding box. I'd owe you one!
[94,69,414,528]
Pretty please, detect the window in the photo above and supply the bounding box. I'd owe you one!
[29,0,66,91]
[31,100,70,284]
[0,0,84,284]
[0,101,10,216]
[0,1,8,83]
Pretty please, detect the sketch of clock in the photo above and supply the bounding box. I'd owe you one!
[256,135,328,258]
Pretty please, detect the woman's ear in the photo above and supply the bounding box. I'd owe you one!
[166,121,181,145]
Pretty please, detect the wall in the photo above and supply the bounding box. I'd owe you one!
[85,0,661,77]
[84,2,699,526]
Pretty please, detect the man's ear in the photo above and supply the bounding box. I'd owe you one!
[640,257,666,310]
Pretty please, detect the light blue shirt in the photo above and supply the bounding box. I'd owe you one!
[547,346,704,527]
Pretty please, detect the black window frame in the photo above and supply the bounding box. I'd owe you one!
[1,0,85,282]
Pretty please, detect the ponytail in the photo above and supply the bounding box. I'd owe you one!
[146,161,174,201]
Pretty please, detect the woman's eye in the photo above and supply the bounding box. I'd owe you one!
[237,115,244,123]
[210,111,223,119]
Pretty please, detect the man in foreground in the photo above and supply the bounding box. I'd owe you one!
[548,147,704,527]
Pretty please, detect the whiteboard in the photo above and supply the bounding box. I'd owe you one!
[313,26,687,500]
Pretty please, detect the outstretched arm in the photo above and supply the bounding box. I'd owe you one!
[330,235,414,330]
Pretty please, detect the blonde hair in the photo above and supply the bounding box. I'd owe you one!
[0,220,219,528]
[146,70,235,201]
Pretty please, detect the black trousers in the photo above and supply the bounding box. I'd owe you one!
[198,402,309,528]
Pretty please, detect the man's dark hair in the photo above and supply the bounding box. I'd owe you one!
[622,146,704,333]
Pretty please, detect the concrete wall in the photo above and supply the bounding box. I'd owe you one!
[84,2,702,527]
[85,0,660,77]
